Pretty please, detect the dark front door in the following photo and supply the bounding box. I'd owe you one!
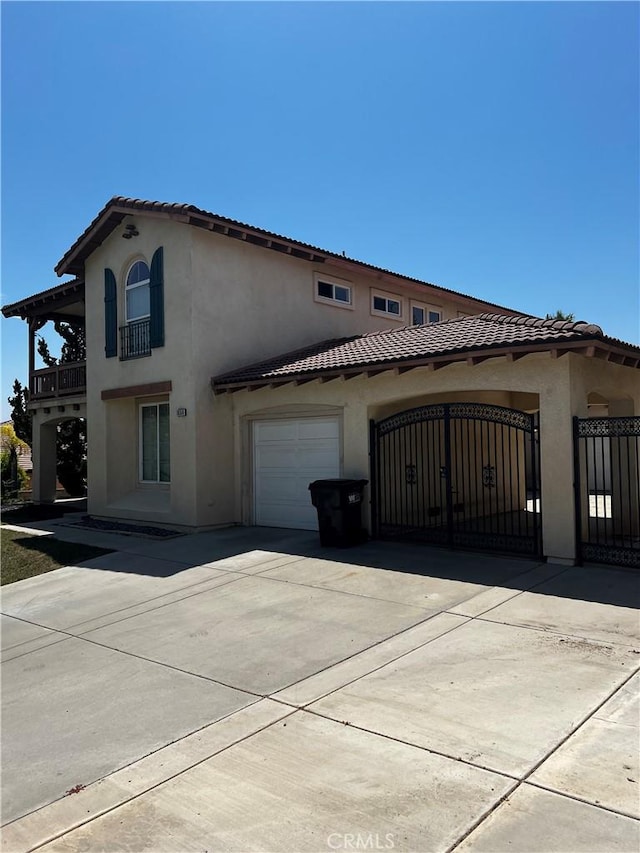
[370,403,541,557]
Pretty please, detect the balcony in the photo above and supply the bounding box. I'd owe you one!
[120,318,151,360]
[30,361,87,400]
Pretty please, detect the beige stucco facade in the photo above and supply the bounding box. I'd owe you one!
[225,353,638,564]
[29,399,88,503]
[18,206,639,566]
[81,214,514,529]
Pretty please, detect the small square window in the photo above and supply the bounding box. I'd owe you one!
[372,292,403,318]
[315,278,352,308]
[411,301,442,326]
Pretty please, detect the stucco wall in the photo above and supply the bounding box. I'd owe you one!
[85,217,198,523]
[573,357,640,414]
[84,214,505,526]
[30,401,88,504]
[227,352,639,562]
[80,213,638,549]
[188,227,493,377]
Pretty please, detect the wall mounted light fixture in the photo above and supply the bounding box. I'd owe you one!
[122,224,139,239]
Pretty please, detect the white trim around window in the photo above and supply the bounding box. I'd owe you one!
[313,274,353,309]
[371,289,403,320]
[139,402,171,483]
[410,301,443,325]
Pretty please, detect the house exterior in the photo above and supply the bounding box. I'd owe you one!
[3,197,639,566]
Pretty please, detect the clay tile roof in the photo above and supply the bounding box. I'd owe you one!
[211,313,639,390]
[53,196,517,313]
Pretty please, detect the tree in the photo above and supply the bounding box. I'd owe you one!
[545,310,575,322]
[37,321,86,366]
[7,379,31,446]
[0,423,29,500]
[36,322,87,497]
[0,422,29,453]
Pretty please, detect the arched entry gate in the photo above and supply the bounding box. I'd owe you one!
[370,403,542,557]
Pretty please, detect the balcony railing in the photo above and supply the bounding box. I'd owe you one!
[120,319,151,360]
[30,361,87,400]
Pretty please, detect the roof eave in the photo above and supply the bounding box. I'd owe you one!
[53,197,520,314]
[55,202,130,277]
[211,338,639,394]
[1,279,85,321]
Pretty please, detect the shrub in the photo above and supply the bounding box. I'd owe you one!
[1,450,28,501]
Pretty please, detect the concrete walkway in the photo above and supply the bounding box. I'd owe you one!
[1,521,638,852]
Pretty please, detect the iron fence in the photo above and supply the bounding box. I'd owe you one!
[120,319,151,360]
[370,403,541,557]
[573,416,640,568]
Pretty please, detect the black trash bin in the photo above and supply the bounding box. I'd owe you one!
[308,478,369,547]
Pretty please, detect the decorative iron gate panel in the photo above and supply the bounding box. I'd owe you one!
[370,403,541,557]
[573,416,640,568]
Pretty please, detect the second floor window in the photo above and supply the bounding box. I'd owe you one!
[126,260,151,322]
[122,260,152,358]
[372,292,402,318]
[315,277,352,307]
[411,304,442,325]
[105,246,164,359]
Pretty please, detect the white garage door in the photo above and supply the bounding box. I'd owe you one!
[253,418,340,530]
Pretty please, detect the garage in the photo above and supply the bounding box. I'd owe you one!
[253,418,341,529]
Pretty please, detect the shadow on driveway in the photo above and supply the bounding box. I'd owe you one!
[40,523,640,610]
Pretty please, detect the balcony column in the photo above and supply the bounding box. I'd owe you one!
[28,319,36,379]
[28,317,46,394]
[31,415,58,504]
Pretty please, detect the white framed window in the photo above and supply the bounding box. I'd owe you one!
[314,275,353,308]
[139,402,170,483]
[411,301,442,325]
[126,260,150,322]
[371,290,403,319]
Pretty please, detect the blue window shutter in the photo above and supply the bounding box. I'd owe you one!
[149,247,164,348]
[104,268,117,358]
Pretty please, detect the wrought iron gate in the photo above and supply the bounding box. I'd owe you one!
[370,403,541,557]
[573,416,640,568]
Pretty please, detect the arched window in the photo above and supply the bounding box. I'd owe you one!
[125,260,150,322]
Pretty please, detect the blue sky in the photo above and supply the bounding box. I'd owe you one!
[2,1,638,421]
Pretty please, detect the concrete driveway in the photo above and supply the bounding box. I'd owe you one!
[1,523,639,853]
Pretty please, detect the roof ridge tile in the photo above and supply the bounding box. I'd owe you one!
[478,312,603,336]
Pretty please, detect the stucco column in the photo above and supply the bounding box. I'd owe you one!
[31,418,58,504]
[341,391,371,529]
[538,360,588,564]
